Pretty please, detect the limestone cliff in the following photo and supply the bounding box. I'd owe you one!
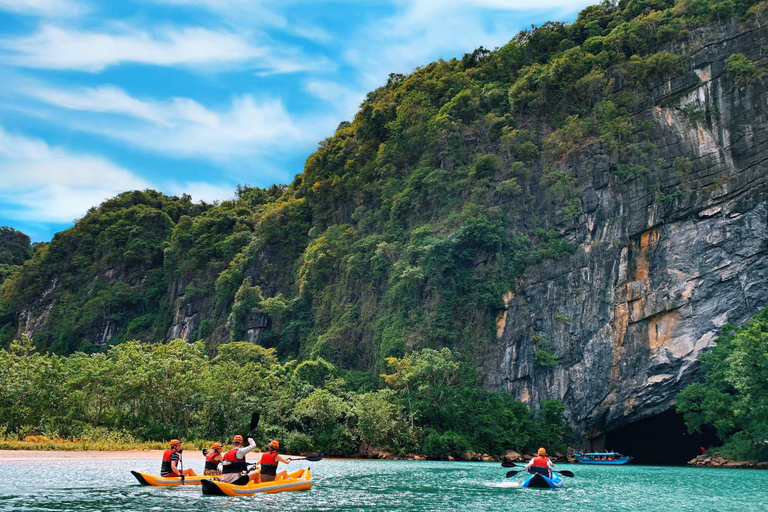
[483,21,768,437]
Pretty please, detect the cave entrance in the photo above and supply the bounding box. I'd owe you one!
[600,409,719,465]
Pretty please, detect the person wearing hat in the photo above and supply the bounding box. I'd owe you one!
[258,440,291,482]
[525,447,554,478]
[160,439,196,478]
[203,442,223,475]
[220,435,258,484]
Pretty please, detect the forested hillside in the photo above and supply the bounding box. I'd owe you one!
[5,0,761,360]
[2,0,768,452]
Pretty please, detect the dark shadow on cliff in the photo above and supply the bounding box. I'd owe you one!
[603,409,719,465]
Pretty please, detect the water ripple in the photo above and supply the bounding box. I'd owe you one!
[0,459,766,511]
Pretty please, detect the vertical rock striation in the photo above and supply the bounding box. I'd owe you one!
[483,21,768,437]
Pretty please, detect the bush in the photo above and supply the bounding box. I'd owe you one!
[726,53,765,84]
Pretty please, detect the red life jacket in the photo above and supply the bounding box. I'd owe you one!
[532,456,550,468]
[222,447,248,474]
[160,449,179,476]
[260,451,279,475]
[205,450,221,471]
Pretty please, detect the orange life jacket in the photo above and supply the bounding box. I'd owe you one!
[532,456,550,468]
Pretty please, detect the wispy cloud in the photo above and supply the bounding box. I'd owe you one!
[0,126,152,223]
[0,0,85,17]
[0,25,266,72]
[0,125,233,223]
[26,85,172,125]
[305,80,365,120]
[23,84,314,162]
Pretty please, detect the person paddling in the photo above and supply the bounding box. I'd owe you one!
[220,435,258,484]
[525,447,554,478]
[258,440,291,482]
[204,442,223,475]
[160,439,196,478]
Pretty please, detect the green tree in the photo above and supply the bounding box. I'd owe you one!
[677,309,768,460]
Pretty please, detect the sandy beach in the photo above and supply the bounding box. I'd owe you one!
[0,450,315,462]
[0,450,206,462]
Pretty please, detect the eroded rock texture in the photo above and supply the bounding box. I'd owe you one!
[483,22,768,437]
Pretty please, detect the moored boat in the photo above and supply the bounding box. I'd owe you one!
[131,471,216,486]
[201,468,312,496]
[574,452,632,465]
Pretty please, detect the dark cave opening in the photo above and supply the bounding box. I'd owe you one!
[601,409,720,465]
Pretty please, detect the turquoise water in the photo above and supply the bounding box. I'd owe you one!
[1,459,767,511]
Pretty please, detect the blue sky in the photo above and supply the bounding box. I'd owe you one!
[0,0,594,242]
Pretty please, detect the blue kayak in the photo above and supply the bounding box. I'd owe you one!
[522,472,563,489]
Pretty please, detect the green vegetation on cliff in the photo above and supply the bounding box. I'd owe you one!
[0,338,570,457]
[0,0,764,456]
[677,308,768,461]
[4,0,760,367]
[0,227,33,287]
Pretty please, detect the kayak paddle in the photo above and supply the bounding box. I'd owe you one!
[287,452,324,462]
[506,469,574,478]
[179,444,185,485]
[501,460,518,468]
[245,411,260,439]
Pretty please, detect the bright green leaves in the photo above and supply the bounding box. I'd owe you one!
[726,53,765,85]
[677,309,768,460]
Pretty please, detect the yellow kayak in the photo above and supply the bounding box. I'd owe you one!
[200,468,312,496]
[131,471,217,486]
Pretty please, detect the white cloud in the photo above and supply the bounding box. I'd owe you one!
[165,181,234,203]
[344,0,594,93]
[0,0,84,17]
[27,85,171,125]
[22,83,320,163]
[305,80,365,120]
[0,126,233,223]
[0,126,152,222]
[0,25,264,72]
[113,94,307,160]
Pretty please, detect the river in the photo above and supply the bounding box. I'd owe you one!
[1,458,766,511]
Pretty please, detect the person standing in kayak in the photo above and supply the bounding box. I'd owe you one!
[204,442,223,475]
[525,447,554,478]
[258,440,291,482]
[220,435,258,484]
[160,440,196,478]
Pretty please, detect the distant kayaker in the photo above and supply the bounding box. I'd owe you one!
[525,447,554,478]
[220,435,258,484]
[160,439,196,478]
[258,440,291,482]
[204,442,223,475]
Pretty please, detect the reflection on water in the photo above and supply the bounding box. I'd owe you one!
[0,458,766,511]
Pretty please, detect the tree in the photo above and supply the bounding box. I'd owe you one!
[677,309,768,461]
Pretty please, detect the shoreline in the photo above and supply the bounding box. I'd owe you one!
[688,454,768,469]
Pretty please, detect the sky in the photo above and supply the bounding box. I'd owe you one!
[0,0,595,242]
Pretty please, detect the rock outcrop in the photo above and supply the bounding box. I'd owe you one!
[483,21,768,438]
[689,454,768,469]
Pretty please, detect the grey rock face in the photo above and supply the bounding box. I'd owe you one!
[483,22,768,437]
